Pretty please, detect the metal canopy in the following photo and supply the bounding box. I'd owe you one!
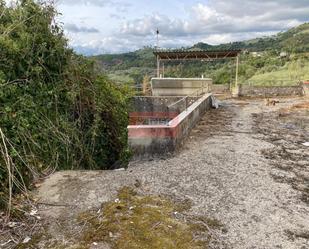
[154,49,241,61]
[154,49,241,89]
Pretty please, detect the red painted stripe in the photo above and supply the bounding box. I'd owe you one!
[128,125,180,138]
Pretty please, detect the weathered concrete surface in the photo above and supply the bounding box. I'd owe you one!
[151,78,212,96]
[211,84,230,94]
[34,97,309,249]
[129,96,182,125]
[210,83,308,97]
[130,96,185,113]
[238,84,304,97]
[129,96,199,125]
[128,94,212,157]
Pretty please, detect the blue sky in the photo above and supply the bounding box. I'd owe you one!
[54,0,309,55]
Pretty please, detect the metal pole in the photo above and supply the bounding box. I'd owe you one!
[157,56,160,78]
[156,28,160,78]
[162,63,165,78]
[235,55,239,88]
[156,28,159,49]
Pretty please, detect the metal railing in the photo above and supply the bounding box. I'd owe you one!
[130,83,211,125]
[167,86,210,113]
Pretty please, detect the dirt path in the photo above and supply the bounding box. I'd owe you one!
[14,97,309,248]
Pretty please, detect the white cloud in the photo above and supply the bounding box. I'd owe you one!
[64,23,100,33]
[121,1,309,38]
[72,37,139,55]
[58,0,114,7]
[191,4,222,23]
[58,0,131,12]
[120,14,189,37]
[55,0,309,54]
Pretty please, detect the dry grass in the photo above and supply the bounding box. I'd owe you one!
[254,105,309,205]
[290,101,309,110]
[279,101,309,114]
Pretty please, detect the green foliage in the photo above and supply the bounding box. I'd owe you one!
[0,0,131,211]
[93,23,309,86]
[247,58,309,86]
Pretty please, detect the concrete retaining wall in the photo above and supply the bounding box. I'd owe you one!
[128,94,213,158]
[151,78,212,96]
[238,84,304,97]
[129,96,199,125]
[130,96,198,113]
[211,84,230,93]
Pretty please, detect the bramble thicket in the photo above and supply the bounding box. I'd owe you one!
[0,0,131,214]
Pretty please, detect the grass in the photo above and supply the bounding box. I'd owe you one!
[246,60,309,86]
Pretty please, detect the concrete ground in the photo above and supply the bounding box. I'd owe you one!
[5,96,309,248]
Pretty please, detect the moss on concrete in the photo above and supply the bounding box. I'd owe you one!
[15,186,220,248]
[77,186,211,249]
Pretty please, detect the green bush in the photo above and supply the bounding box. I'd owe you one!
[0,0,131,212]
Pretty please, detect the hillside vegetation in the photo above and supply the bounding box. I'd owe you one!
[94,23,309,86]
[0,0,131,215]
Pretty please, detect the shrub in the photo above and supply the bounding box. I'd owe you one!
[0,0,131,214]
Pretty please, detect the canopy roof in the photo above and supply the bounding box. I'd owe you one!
[153,49,241,61]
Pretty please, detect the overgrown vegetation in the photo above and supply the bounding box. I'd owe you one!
[94,23,309,86]
[0,0,131,216]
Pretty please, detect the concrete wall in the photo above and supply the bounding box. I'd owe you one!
[128,94,213,158]
[209,84,307,97]
[129,96,199,125]
[129,96,179,125]
[130,96,198,113]
[238,84,304,97]
[151,78,212,96]
[211,84,230,93]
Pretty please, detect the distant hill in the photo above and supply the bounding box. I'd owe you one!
[92,23,309,85]
[193,23,309,52]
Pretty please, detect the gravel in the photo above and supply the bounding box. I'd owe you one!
[30,97,309,248]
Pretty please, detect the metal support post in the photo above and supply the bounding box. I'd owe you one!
[157,56,160,78]
[235,55,239,88]
[162,63,165,78]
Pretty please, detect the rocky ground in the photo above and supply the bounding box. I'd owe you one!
[1,96,308,249]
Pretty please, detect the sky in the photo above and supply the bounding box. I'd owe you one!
[52,0,309,55]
